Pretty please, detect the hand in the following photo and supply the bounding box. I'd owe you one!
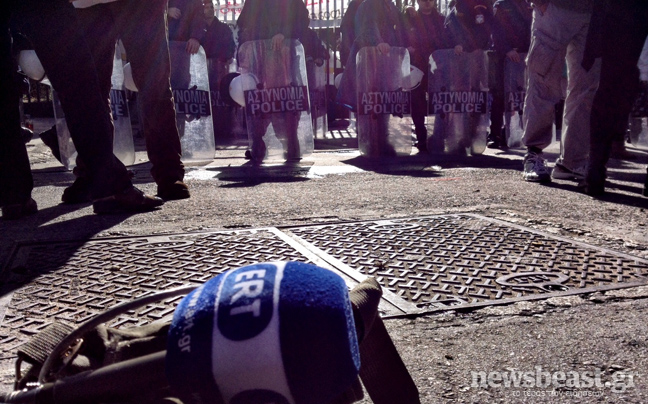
[405,6,416,17]
[454,44,464,55]
[377,42,390,55]
[168,7,181,19]
[271,33,285,51]
[186,38,200,54]
[506,49,521,63]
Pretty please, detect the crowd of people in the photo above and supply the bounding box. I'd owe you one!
[1,0,647,220]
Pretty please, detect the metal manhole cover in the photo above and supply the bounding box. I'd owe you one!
[0,229,314,356]
[287,214,648,311]
[2,214,647,357]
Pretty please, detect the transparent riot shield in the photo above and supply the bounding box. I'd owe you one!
[307,58,327,138]
[207,58,237,145]
[237,39,314,162]
[110,50,135,166]
[503,54,526,148]
[55,48,136,170]
[356,46,412,158]
[428,49,489,155]
[52,91,76,170]
[169,41,216,161]
[629,81,648,150]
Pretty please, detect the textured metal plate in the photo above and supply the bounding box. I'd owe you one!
[288,214,648,311]
[0,229,314,356]
[2,214,648,357]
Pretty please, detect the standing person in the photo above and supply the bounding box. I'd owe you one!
[70,0,190,202]
[236,0,311,162]
[203,0,236,144]
[168,0,206,55]
[0,8,36,219]
[403,0,448,153]
[336,0,409,111]
[444,0,494,56]
[487,0,532,149]
[339,0,362,68]
[3,0,164,217]
[521,0,599,183]
[202,1,235,62]
[580,0,648,195]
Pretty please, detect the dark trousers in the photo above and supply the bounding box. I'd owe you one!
[9,0,132,200]
[589,2,648,173]
[488,52,505,140]
[76,0,184,186]
[0,11,32,206]
[410,71,429,146]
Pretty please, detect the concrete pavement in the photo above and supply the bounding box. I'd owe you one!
[1,120,648,402]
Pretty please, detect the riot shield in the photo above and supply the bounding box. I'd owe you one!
[55,48,136,170]
[356,46,412,158]
[169,41,216,161]
[503,54,526,148]
[110,50,135,166]
[428,49,489,155]
[207,58,237,144]
[52,91,76,170]
[629,81,648,150]
[307,58,327,138]
[237,39,314,162]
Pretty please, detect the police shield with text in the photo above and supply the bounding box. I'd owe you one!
[356,46,413,158]
[169,40,216,161]
[428,49,489,155]
[237,39,314,162]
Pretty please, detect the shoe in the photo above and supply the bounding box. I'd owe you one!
[551,163,586,181]
[523,151,551,183]
[93,186,164,214]
[487,133,506,150]
[39,126,61,163]
[2,198,38,220]
[62,177,92,204]
[578,165,607,196]
[157,181,190,201]
[414,141,428,154]
[21,127,34,143]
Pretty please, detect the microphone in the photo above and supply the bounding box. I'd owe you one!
[166,261,361,404]
[0,262,362,404]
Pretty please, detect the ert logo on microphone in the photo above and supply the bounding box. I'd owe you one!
[217,265,276,341]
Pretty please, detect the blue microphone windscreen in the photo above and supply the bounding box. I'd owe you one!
[166,261,360,404]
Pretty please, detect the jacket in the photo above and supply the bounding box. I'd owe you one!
[403,7,447,70]
[492,0,532,56]
[236,0,310,45]
[445,0,494,52]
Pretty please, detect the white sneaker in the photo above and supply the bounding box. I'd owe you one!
[523,152,551,182]
[551,163,586,181]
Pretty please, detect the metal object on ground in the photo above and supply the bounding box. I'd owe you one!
[2,214,648,355]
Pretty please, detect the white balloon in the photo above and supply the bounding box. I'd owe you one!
[229,73,258,107]
[18,50,46,82]
[404,65,424,91]
[123,63,138,92]
[334,73,343,89]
